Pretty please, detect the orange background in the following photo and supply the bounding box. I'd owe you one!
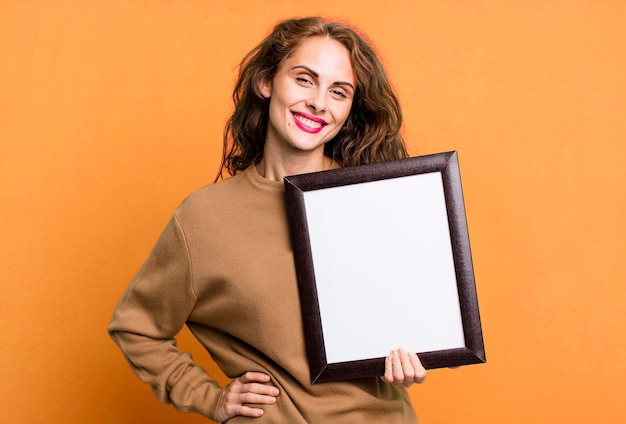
[1,1,625,422]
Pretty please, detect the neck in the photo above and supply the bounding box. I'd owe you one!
[255,149,333,182]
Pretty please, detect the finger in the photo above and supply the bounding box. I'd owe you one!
[237,371,272,384]
[397,348,416,387]
[234,372,280,398]
[231,404,266,418]
[408,351,427,384]
[391,349,405,385]
[227,390,277,406]
[381,351,394,383]
[241,382,280,397]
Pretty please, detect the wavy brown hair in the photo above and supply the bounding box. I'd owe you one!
[216,17,408,180]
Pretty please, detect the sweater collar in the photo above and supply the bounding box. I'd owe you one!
[244,164,286,193]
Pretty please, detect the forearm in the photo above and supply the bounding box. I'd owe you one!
[109,329,223,419]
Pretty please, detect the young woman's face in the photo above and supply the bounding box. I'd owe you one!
[259,36,355,159]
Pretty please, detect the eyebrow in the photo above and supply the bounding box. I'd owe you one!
[291,65,355,91]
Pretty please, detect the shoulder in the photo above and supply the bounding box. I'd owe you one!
[175,172,245,217]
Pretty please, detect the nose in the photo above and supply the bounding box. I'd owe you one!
[306,88,326,113]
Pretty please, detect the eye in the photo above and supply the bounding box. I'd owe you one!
[331,89,348,99]
[296,76,312,86]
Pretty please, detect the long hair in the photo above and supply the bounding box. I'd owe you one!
[216,17,408,180]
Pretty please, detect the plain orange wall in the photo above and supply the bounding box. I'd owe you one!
[1,1,625,422]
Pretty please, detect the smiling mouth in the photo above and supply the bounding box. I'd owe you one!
[292,112,327,133]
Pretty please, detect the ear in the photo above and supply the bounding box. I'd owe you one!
[257,77,272,99]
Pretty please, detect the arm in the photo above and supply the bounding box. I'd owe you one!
[108,215,223,418]
[108,215,278,420]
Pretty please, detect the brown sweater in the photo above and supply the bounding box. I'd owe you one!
[108,165,417,423]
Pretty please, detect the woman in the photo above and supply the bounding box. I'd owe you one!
[109,17,426,423]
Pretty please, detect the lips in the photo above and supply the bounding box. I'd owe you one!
[292,112,327,134]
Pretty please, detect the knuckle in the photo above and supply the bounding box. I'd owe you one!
[224,392,238,404]
[225,403,237,415]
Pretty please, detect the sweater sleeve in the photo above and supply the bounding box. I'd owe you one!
[108,213,223,420]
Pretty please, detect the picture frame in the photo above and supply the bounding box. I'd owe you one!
[284,151,485,384]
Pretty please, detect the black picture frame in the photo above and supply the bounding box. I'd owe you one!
[284,151,485,384]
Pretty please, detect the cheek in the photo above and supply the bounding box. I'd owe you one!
[336,104,353,126]
[328,108,352,139]
[268,97,288,124]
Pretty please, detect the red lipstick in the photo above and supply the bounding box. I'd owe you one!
[292,112,327,134]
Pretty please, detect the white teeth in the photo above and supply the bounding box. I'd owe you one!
[295,114,323,129]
